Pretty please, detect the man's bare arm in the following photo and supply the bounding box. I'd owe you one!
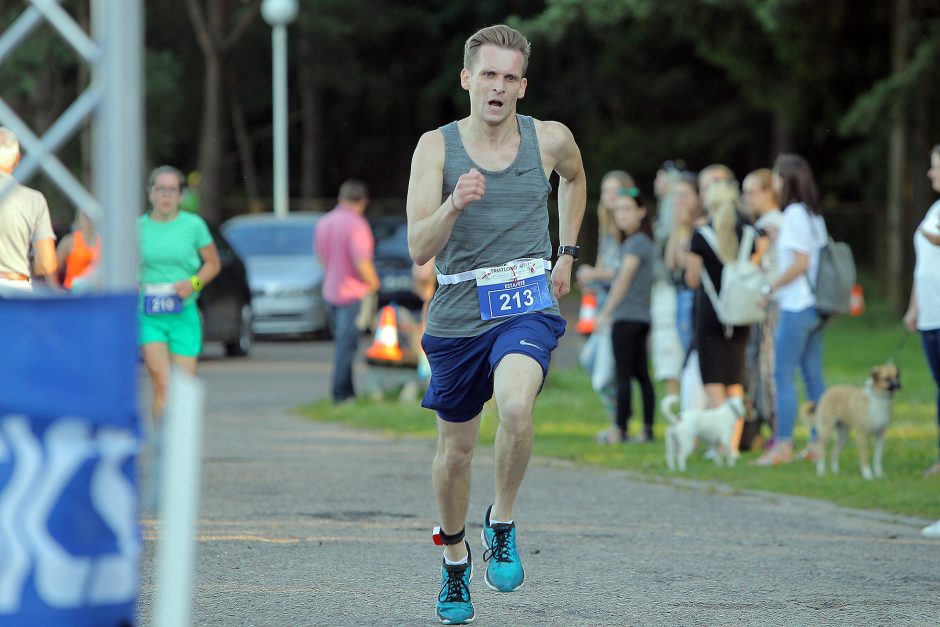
[539,121,586,298]
[355,258,381,293]
[406,131,486,266]
[545,122,586,250]
[32,238,58,282]
[406,131,458,266]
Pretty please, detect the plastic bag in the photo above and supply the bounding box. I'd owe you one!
[580,328,615,393]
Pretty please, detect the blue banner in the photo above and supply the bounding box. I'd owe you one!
[0,294,139,626]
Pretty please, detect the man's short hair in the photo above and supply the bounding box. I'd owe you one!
[338,179,368,203]
[464,25,531,76]
[0,127,20,170]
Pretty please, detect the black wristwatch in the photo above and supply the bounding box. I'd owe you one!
[557,245,580,260]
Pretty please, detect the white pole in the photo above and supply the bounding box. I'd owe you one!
[272,23,288,218]
[153,368,205,627]
[94,0,143,291]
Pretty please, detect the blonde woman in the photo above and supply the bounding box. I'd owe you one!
[576,170,637,307]
[685,179,752,450]
[576,170,637,421]
[663,173,701,355]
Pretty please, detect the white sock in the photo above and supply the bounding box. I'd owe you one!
[444,553,468,566]
[489,517,513,525]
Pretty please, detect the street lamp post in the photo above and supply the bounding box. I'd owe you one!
[261,0,298,218]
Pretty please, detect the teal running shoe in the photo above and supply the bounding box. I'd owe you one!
[481,505,524,592]
[437,543,474,624]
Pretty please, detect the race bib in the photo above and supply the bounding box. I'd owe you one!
[142,283,182,315]
[474,258,552,320]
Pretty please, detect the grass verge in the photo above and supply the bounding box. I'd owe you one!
[299,300,939,519]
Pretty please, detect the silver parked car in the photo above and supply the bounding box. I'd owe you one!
[221,212,328,337]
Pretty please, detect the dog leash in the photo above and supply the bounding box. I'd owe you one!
[887,329,913,365]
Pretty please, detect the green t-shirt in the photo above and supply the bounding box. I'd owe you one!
[137,211,213,286]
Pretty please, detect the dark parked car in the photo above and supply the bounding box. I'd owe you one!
[199,227,253,357]
[369,216,423,313]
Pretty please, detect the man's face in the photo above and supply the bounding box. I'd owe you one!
[742,176,772,216]
[461,44,527,125]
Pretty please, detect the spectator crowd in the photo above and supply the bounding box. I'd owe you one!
[578,149,940,507]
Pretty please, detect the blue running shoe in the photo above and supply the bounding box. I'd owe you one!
[481,505,524,592]
[437,542,474,624]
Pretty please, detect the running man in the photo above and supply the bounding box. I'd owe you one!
[406,24,586,624]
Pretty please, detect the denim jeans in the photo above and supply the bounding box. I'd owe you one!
[774,306,826,441]
[920,328,940,455]
[675,287,694,357]
[326,300,361,403]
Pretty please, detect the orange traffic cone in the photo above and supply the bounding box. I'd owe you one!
[366,305,404,363]
[576,291,597,335]
[850,284,865,317]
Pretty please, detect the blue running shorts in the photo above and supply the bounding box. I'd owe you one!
[421,313,566,422]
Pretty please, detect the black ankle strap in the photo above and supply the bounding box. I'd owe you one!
[432,525,465,546]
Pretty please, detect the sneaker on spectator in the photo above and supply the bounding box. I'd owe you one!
[481,505,524,592]
[797,441,821,462]
[922,519,940,539]
[437,542,474,624]
[595,425,624,445]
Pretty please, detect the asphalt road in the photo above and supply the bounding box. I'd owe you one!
[136,330,940,626]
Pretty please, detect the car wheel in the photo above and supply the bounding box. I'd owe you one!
[225,303,253,357]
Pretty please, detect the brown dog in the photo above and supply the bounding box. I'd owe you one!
[815,363,901,480]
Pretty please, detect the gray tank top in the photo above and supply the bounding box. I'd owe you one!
[425,114,559,338]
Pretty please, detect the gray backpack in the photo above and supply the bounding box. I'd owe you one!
[809,219,856,316]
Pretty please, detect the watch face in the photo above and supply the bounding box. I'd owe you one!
[558,246,579,259]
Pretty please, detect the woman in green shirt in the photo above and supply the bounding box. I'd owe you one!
[138,165,220,419]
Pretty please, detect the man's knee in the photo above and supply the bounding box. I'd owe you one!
[438,437,475,471]
[497,397,534,433]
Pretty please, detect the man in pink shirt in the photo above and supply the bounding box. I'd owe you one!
[315,180,380,403]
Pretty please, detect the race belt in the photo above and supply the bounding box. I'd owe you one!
[437,258,553,321]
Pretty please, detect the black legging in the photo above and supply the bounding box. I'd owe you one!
[611,319,655,437]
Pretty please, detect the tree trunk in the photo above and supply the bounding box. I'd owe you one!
[229,73,261,212]
[885,0,910,311]
[186,0,260,224]
[298,33,323,204]
[771,107,791,162]
[198,52,224,225]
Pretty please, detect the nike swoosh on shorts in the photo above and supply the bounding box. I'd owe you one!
[519,339,543,351]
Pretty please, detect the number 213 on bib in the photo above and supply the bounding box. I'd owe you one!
[474,258,552,321]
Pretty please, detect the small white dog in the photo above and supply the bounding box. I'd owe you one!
[661,394,746,471]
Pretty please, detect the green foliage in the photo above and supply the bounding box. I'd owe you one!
[2,0,938,225]
[840,35,940,135]
[300,303,939,518]
[145,50,185,162]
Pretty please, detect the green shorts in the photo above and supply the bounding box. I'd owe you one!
[138,301,203,357]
